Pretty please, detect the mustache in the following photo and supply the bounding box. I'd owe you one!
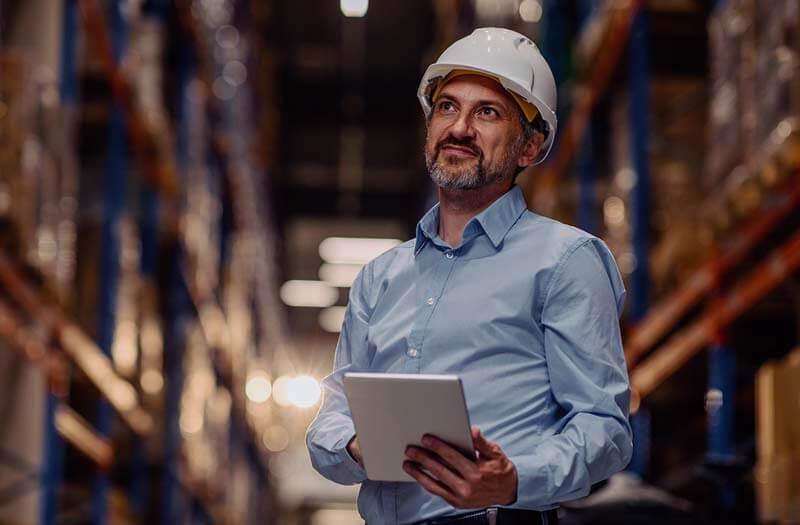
[435,136,482,158]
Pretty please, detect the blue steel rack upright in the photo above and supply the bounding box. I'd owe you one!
[576,0,600,236]
[627,4,652,479]
[40,0,77,522]
[91,0,128,522]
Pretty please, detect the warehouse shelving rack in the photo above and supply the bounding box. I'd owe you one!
[0,0,279,523]
[537,0,653,475]
[533,0,800,496]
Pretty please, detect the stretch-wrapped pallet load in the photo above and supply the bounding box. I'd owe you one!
[706,0,757,188]
[755,351,800,523]
[755,0,800,150]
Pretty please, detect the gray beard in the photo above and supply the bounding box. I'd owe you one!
[425,139,522,190]
[428,160,494,189]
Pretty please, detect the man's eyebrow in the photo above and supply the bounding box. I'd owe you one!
[476,99,508,110]
[437,91,509,111]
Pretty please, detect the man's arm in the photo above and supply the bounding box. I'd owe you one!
[510,238,633,507]
[305,267,372,485]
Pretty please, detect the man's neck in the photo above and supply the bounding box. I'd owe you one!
[437,180,514,247]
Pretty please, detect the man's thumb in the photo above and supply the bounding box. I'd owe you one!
[472,427,495,456]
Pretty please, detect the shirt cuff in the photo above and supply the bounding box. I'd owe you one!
[505,454,559,511]
[339,432,367,481]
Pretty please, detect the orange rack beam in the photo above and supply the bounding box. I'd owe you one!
[0,253,152,436]
[0,297,114,468]
[625,171,800,367]
[631,227,800,399]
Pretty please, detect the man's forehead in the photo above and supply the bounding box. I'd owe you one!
[438,74,514,106]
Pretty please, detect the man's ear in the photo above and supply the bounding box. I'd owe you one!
[517,131,545,168]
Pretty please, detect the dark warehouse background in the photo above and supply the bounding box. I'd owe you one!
[0,0,799,523]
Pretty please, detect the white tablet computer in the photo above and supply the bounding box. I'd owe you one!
[343,372,475,482]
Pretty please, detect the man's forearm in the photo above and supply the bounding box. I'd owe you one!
[509,411,632,507]
[306,413,366,485]
[346,434,364,467]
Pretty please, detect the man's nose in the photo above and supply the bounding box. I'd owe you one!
[448,112,475,140]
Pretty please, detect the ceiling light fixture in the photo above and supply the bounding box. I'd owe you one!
[340,0,368,17]
[280,280,338,307]
[319,237,402,264]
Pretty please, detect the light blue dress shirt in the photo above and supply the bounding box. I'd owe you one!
[306,184,633,525]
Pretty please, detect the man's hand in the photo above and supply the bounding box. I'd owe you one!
[403,426,518,508]
[346,435,364,468]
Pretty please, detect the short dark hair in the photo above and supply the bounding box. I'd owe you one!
[520,111,549,143]
[513,111,549,180]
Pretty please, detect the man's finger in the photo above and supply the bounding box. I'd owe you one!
[406,446,469,494]
[403,461,459,507]
[420,436,477,477]
[473,430,498,457]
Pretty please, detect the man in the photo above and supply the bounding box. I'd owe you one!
[306,27,633,525]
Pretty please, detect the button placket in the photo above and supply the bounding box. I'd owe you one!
[406,247,458,371]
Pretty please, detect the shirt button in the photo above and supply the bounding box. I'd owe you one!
[445,251,455,259]
[426,297,435,305]
[407,348,419,358]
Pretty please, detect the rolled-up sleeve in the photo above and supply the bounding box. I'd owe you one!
[305,266,372,485]
[511,238,633,507]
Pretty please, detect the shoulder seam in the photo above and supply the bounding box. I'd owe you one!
[540,237,595,314]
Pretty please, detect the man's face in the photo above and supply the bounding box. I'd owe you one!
[424,75,531,190]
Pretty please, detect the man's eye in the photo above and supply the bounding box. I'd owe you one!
[437,101,455,112]
[479,107,499,117]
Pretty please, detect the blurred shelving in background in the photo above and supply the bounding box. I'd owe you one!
[0,0,798,524]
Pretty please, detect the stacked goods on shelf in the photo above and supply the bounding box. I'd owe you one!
[602,92,633,297]
[0,51,78,300]
[0,53,31,224]
[0,51,31,325]
[646,79,710,299]
[755,349,800,523]
[126,16,178,200]
[705,0,800,239]
[754,0,800,151]
[602,79,709,303]
[702,119,800,246]
[705,0,757,189]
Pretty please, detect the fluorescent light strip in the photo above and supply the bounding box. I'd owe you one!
[340,0,368,17]
[318,237,402,265]
[319,263,363,288]
[319,306,347,333]
[280,280,338,307]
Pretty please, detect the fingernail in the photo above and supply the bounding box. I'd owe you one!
[422,436,433,446]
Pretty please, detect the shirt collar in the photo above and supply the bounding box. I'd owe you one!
[414,184,528,256]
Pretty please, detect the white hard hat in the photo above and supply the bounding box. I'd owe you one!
[418,27,558,164]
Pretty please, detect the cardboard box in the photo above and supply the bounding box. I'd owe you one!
[755,456,792,523]
[756,362,792,461]
[755,354,800,523]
